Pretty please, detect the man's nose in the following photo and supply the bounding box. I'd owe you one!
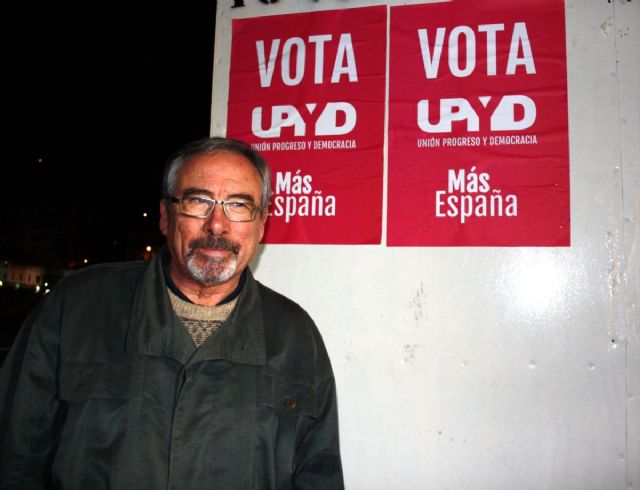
[204,202,229,234]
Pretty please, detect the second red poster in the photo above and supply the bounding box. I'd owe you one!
[388,0,570,246]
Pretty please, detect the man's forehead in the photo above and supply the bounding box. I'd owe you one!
[177,152,262,196]
[180,153,257,179]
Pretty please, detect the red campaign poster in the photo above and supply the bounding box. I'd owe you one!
[388,0,570,246]
[227,6,387,244]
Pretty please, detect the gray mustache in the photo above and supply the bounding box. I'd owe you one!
[188,236,240,256]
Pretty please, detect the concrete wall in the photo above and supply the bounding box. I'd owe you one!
[211,1,640,488]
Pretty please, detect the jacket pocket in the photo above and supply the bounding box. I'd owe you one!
[53,362,139,487]
[257,375,318,488]
[258,374,318,419]
[59,362,134,400]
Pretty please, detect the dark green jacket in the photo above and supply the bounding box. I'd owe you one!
[0,248,343,489]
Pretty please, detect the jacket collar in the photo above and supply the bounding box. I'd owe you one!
[126,246,266,366]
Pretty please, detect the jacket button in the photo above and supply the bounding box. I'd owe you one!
[284,398,297,409]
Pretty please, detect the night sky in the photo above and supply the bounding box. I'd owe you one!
[2,1,218,265]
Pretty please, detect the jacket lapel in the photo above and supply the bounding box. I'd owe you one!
[126,247,266,366]
[126,247,196,364]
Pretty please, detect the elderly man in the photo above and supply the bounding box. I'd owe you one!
[0,137,344,489]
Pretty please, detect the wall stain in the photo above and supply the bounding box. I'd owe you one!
[600,16,613,37]
[403,344,419,363]
[408,282,426,325]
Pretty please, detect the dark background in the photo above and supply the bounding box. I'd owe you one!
[1,1,218,361]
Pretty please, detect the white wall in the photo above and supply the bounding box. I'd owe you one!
[211,1,640,488]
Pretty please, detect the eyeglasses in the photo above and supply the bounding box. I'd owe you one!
[169,195,261,222]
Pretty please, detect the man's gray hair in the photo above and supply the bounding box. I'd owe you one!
[163,137,273,209]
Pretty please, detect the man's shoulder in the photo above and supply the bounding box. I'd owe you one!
[253,279,327,345]
[255,280,314,324]
[252,279,335,379]
[57,260,148,294]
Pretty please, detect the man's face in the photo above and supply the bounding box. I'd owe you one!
[159,151,266,289]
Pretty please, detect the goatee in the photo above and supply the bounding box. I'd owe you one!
[185,235,240,285]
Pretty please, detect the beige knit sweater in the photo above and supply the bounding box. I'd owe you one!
[167,288,239,347]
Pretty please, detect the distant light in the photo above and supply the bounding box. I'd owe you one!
[0,280,3,287]
[143,212,148,218]
[45,289,51,295]
[35,285,41,293]
[83,258,89,264]
[146,246,152,252]
[44,282,48,287]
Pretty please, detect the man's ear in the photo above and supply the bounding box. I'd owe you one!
[159,198,169,237]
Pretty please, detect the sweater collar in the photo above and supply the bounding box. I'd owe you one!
[126,246,266,366]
